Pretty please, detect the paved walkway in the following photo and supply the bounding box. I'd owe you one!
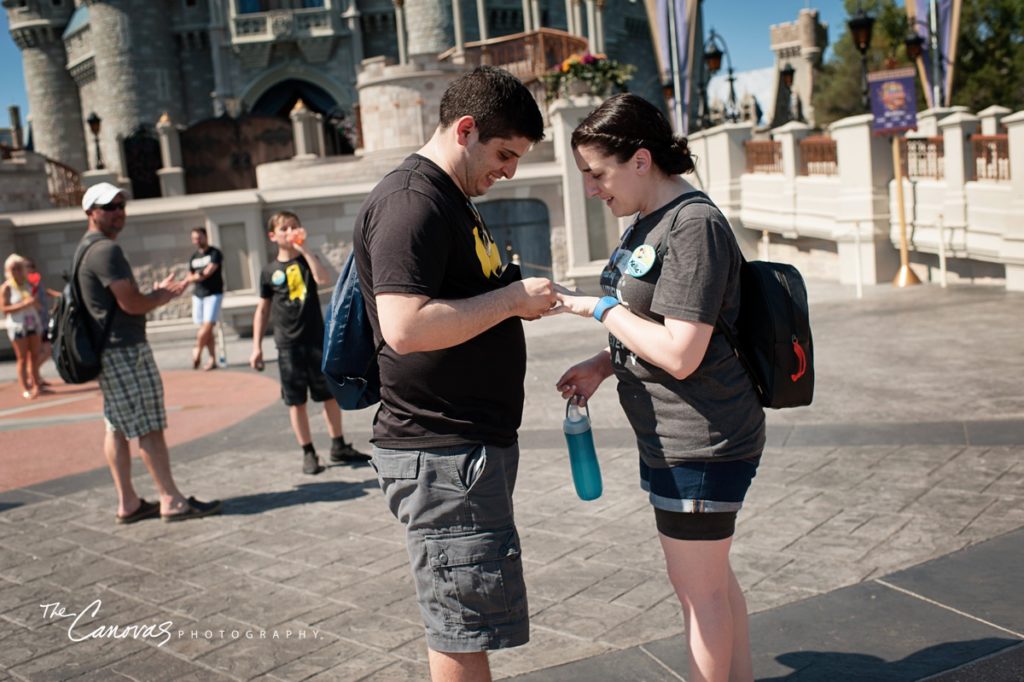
[0,279,1022,680]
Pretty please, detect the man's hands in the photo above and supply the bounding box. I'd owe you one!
[153,273,187,303]
[511,277,558,320]
[249,348,265,371]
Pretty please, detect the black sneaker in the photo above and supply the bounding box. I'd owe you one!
[303,451,325,475]
[329,441,372,464]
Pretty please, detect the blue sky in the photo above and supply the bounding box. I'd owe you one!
[0,1,852,131]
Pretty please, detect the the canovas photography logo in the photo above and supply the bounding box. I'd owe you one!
[40,600,321,647]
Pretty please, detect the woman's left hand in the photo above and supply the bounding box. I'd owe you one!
[547,288,599,318]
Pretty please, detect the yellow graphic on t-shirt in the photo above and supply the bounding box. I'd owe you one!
[286,263,306,301]
[473,226,502,279]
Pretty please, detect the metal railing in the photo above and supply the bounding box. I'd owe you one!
[971,134,1010,181]
[44,157,84,208]
[901,136,944,180]
[438,28,588,85]
[799,136,837,176]
[744,139,782,174]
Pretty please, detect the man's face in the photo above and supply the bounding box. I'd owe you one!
[191,230,208,249]
[87,193,127,238]
[462,128,532,198]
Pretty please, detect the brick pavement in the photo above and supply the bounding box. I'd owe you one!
[0,280,1022,680]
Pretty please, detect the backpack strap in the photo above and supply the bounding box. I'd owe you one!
[71,236,118,353]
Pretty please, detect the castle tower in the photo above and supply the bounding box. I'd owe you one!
[6,0,87,172]
[769,8,828,128]
[78,1,187,178]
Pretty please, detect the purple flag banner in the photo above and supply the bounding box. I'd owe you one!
[868,68,918,136]
[653,0,696,132]
[907,0,961,108]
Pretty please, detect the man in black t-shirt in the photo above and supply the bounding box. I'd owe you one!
[250,211,368,475]
[354,67,555,681]
[186,227,224,371]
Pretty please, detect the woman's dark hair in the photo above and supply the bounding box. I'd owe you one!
[571,93,694,175]
[439,66,545,144]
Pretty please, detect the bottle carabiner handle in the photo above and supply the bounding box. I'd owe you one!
[566,396,591,420]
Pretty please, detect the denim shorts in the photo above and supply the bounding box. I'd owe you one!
[371,443,529,653]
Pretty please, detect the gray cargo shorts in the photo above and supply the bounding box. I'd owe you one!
[371,442,529,653]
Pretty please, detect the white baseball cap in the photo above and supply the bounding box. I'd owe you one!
[81,182,125,211]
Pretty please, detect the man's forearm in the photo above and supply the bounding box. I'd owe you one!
[382,287,518,355]
[251,308,267,347]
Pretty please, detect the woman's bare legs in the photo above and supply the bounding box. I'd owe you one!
[659,533,752,682]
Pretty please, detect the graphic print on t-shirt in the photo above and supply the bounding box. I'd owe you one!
[190,254,212,271]
[285,263,306,301]
[473,226,502,278]
[601,249,638,368]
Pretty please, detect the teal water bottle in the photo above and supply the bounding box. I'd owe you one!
[563,399,603,501]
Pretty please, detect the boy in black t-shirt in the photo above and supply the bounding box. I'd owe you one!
[250,211,369,475]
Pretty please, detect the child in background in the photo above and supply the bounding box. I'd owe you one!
[24,258,61,380]
[249,211,369,474]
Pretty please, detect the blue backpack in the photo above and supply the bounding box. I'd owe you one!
[322,251,384,410]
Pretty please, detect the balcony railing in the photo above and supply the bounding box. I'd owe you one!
[901,136,944,180]
[971,134,1010,181]
[44,157,84,208]
[232,6,334,43]
[438,28,588,85]
[799,136,837,176]
[745,139,782,174]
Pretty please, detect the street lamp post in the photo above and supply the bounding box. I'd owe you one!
[699,29,737,130]
[86,111,104,170]
[847,6,875,111]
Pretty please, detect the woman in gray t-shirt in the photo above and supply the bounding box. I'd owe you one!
[552,94,764,682]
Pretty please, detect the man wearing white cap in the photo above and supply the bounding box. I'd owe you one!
[77,182,223,523]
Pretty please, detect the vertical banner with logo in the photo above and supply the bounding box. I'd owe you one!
[868,67,919,135]
[868,67,921,287]
[647,0,700,133]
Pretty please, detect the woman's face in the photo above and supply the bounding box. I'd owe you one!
[572,143,644,218]
[7,262,26,284]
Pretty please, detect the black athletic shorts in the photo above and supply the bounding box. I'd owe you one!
[277,343,332,406]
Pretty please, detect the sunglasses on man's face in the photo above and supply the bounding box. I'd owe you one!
[97,201,126,212]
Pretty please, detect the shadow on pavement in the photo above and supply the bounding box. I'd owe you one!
[223,480,378,515]
[760,637,1019,681]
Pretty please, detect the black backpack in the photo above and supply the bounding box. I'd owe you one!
[718,260,814,409]
[50,238,116,384]
[651,194,813,409]
[321,251,384,410]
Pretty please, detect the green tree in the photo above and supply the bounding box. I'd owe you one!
[812,0,1024,128]
[950,0,1024,111]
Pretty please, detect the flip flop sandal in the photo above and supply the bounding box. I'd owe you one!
[116,499,160,525]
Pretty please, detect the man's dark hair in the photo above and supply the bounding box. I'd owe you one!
[439,66,545,143]
[572,93,695,176]
[191,226,207,236]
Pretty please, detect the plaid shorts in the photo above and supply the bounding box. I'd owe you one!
[98,343,167,439]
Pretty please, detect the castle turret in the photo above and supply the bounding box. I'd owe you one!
[769,8,828,128]
[6,0,87,172]
[75,0,187,178]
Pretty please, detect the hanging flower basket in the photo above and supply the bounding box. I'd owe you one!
[541,52,635,103]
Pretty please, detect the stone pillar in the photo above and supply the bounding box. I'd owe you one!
[829,113,900,285]
[342,2,365,68]
[521,0,532,32]
[687,122,753,220]
[404,0,450,56]
[550,95,603,285]
[394,0,408,65]
[565,0,575,33]
[452,0,465,59]
[977,105,1011,136]
[594,0,605,52]
[531,0,541,29]
[476,0,488,40]
[573,0,584,42]
[938,111,980,234]
[915,106,963,136]
[584,0,596,51]
[155,113,186,197]
[290,100,320,159]
[1001,110,1024,291]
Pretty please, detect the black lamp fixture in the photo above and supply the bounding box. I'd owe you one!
[699,29,737,129]
[86,111,104,170]
[904,32,925,61]
[780,62,795,90]
[847,5,875,110]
